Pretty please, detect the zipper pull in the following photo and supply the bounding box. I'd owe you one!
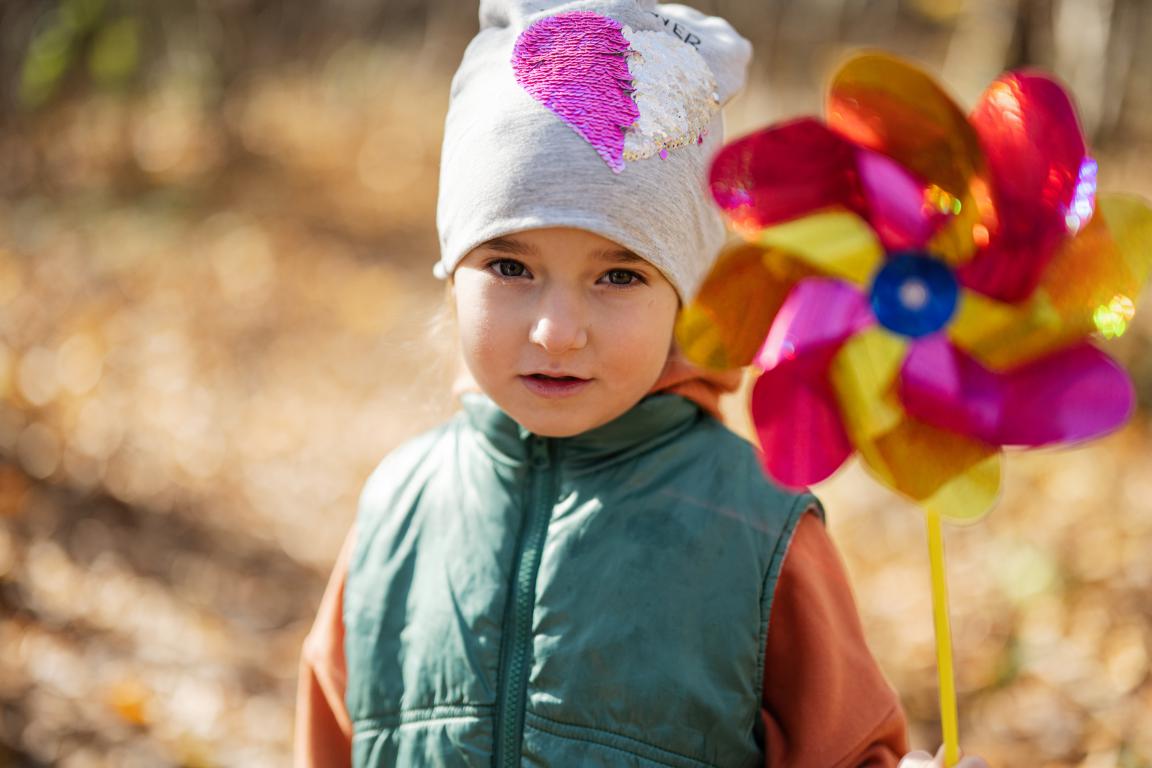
[529,436,551,470]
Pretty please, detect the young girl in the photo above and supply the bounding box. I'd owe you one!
[295,1,987,765]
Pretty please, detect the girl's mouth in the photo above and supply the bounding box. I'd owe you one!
[519,373,592,398]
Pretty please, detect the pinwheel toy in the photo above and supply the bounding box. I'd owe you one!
[677,52,1152,764]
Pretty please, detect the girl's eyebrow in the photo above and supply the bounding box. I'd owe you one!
[479,236,536,256]
[479,237,647,266]
[594,248,647,265]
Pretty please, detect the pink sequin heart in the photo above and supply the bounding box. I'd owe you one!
[512,11,641,174]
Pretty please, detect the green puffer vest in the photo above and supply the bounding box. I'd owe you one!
[344,393,820,768]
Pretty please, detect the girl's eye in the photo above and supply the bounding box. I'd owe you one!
[604,269,642,286]
[493,259,527,278]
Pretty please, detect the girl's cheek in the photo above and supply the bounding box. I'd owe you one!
[464,300,521,355]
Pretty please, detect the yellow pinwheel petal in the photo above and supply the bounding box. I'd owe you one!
[676,242,816,370]
[828,327,906,444]
[1045,193,1152,339]
[950,193,1152,369]
[947,289,1064,370]
[929,176,992,267]
[859,419,1002,523]
[827,53,989,267]
[756,211,884,286]
[922,453,1001,523]
[826,324,1001,521]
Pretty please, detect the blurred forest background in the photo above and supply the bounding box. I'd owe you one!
[0,0,1151,765]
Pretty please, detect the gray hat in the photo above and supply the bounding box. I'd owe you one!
[434,0,752,300]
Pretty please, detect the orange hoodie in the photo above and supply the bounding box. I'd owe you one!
[293,355,909,766]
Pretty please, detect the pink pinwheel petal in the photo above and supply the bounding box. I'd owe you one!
[709,118,868,233]
[752,366,854,487]
[899,335,1001,438]
[755,278,874,371]
[995,344,1133,445]
[960,72,1090,301]
[856,148,946,251]
[901,337,1134,447]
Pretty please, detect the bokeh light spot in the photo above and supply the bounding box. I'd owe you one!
[1092,295,1135,339]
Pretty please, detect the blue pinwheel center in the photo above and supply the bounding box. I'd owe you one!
[869,251,959,338]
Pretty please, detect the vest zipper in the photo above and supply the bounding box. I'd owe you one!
[494,435,555,767]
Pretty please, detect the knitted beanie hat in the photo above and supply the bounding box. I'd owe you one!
[434,0,752,301]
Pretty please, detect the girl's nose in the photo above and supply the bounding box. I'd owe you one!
[529,291,588,354]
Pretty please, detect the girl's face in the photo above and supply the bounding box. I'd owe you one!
[453,227,680,437]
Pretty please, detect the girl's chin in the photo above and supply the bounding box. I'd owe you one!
[504,397,644,439]
[509,409,602,438]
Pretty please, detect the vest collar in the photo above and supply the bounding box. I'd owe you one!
[459,392,703,471]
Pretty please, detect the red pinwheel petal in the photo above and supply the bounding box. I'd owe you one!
[751,363,854,488]
[709,118,868,233]
[755,277,874,371]
[749,278,873,487]
[960,72,1092,302]
[900,335,1134,447]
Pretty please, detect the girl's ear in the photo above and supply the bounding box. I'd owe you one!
[445,278,458,320]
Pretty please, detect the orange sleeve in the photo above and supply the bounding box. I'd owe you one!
[293,524,357,768]
[761,513,909,767]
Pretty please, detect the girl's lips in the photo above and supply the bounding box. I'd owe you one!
[519,373,592,399]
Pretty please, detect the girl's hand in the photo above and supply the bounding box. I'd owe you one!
[898,746,990,768]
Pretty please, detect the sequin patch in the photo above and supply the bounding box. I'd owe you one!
[621,25,720,161]
[512,11,640,173]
